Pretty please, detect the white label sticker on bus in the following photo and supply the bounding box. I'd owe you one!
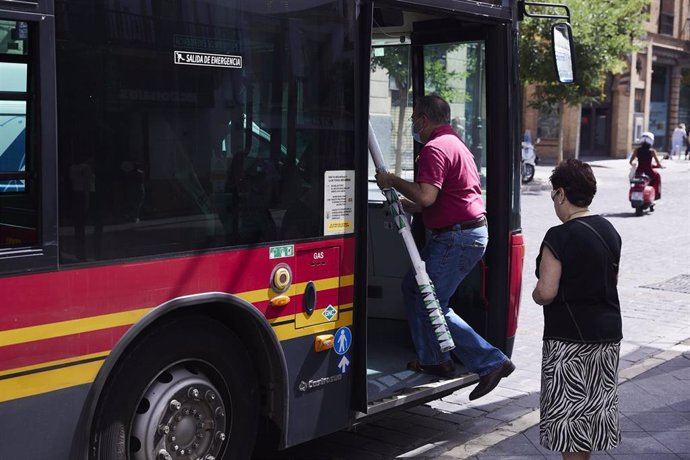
[173,50,243,69]
[324,170,355,236]
[269,245,294,259]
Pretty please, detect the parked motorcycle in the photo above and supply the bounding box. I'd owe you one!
[521,138,538,183]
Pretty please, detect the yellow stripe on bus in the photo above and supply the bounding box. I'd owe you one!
[0,351,109,378]
[273,308,353,341]
[0,308,152,348]
[237,275,353,304]
[0,359,104,403]
[0,306,354,401]
[0,275,354,347]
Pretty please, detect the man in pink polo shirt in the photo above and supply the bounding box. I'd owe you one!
[375,95,514,400]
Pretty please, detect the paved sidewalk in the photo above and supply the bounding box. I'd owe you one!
[436,339,690,459]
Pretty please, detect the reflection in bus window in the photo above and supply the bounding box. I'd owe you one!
[0,101,26,193]
[369,41,487,191]
[55,0,356,263]
[424,42,487,191]
[0,19,37,249]
[0,30,29,193]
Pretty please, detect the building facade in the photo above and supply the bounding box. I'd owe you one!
[523,0,690,161]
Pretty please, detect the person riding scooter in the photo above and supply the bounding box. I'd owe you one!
[629,132,663,199]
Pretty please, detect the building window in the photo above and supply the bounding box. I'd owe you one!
[537,103,561,139]
[634,89,645,113]
[659,0,674,35]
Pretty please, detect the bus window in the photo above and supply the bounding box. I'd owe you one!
[368,41,486,192]
[0,19,38,249]
[56,0,355,263]
[423,41,487,192]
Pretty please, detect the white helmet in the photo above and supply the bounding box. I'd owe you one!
[639,132,655,146]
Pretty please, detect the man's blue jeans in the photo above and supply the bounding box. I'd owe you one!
[402,225,508,377]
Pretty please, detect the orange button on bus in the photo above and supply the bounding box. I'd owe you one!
[315,334,335,352]
[269,295,291,307]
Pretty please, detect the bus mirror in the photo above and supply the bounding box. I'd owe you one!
[552,22,575,84]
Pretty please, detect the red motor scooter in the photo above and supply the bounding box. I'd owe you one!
[629,172,656,216]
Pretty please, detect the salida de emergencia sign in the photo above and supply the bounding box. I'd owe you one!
[174,50,242,69]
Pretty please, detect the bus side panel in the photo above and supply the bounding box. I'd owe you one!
[0,385,88,459]
[281,334,353,447]
[0,237,355,455]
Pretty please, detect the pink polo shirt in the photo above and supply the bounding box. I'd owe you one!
[416,125,485,229]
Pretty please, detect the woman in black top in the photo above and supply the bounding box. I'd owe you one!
[533,159,623,460]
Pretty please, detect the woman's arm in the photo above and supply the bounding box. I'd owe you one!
[652,150,663,168]
[532,245,562,305]
[629,150,637,165]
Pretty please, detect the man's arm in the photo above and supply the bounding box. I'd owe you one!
[375,170,439,208]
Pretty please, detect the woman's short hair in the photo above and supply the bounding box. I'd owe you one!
[549,158,597,207]
[415,95,450,125]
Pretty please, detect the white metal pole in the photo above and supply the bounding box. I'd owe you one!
[368,122,455,353]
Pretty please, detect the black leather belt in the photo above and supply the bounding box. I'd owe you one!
[431,215,487,234]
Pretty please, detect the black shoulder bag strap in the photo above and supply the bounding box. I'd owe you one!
[574,219,619,274]
[557,220,620,342]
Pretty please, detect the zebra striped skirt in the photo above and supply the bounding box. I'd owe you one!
[540,340,621,452]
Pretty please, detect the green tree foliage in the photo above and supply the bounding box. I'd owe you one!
[519,0,649,106]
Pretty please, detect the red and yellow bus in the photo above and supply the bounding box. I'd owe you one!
[0,0,572,458]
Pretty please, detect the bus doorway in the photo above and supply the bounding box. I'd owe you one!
[364,5,516,412]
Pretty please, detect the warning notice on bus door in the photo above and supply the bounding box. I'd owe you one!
[173,51,243,69]
[324,170,355,236]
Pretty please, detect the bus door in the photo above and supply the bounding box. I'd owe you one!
[363,4,516,414]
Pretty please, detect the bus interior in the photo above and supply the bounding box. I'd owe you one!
[365,6,496,408]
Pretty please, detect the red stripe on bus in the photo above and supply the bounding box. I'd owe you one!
[0,325,130,373]
[506,233,524,338]
[0,237,355,330]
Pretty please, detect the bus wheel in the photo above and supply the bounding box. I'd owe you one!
[92,317,259,460]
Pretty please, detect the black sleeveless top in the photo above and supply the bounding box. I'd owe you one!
[535,215,623,343]
[635,146,653,170]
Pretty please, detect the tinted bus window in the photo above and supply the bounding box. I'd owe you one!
[0,20,29,194]
[56,0,355,263]
[0,19,38,249]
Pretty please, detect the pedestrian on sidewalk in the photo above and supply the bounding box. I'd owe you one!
[671,123,686,159]
[375,95,514,400]
[532,158,623,460]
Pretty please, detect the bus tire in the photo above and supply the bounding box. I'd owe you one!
[91,316,259,460]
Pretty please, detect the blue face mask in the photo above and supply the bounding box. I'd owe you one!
[411,120,423,144]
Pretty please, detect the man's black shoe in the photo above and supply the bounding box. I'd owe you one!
[468,359,515,401]
[407,359,455,379]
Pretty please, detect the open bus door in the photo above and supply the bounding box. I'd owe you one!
[357,2,519,416]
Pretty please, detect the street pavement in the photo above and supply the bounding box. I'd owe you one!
[267,157,690,459]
